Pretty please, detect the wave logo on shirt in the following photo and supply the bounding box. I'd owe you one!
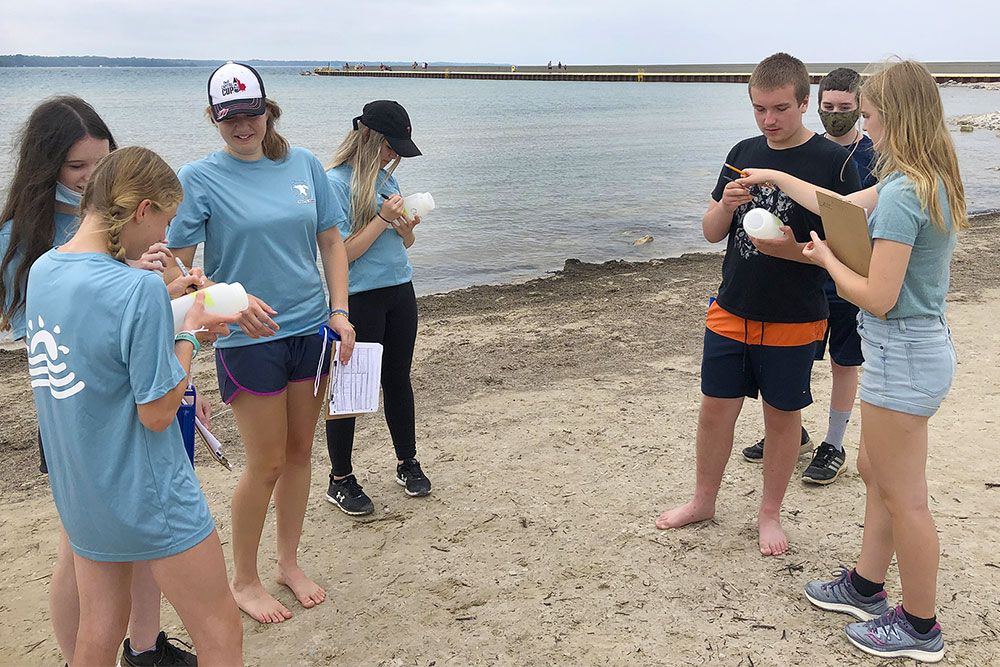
[26,316,86,400]
[291,182,314,204]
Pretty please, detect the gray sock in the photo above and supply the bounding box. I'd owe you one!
[824,408,852,451]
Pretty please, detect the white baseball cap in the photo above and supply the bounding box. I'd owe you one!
[208,61,266,122]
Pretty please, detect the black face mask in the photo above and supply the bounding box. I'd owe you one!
[819,109,861,137]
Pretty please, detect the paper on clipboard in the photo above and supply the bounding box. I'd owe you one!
[327,342,383,418]
[816,191,872,295]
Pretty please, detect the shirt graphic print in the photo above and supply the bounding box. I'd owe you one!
[732,185,798,260]
[26,315,86,399]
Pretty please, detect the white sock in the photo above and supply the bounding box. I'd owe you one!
[824,408,852,452]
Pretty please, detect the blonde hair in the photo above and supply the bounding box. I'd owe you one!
[205,98,289,162]
[862,60,967,232]
[81,146,183,262]
[327,122,400,235]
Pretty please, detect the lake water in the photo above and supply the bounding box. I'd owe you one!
[2,66,999,296]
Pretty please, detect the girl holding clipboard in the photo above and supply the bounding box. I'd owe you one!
[738,60,966,663]
[324,100,430,516]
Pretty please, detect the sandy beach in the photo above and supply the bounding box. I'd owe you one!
[1,214,999,666]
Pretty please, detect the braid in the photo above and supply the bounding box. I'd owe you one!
[79,146,183,262]
[107,222,127,262]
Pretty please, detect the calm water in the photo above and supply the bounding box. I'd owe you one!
[2,67,999,296]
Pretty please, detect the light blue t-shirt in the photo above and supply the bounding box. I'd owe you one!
[326,164,413,295]
[869,172,957,319]
[26,250,213,562]
[168,147,344,347]
[1,212,78,340]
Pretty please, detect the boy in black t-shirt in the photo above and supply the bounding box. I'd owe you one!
[742,67,873,485]
[655,53,860,556]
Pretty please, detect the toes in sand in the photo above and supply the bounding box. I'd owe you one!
[277,566,326,609]
[655,499,715,530]
[757,515,789,557]
[231,579,294,624]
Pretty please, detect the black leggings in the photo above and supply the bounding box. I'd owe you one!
[326,282,418,477]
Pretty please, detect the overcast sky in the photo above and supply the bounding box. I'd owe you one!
[3,1,998,64]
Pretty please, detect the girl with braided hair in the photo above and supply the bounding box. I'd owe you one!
[0,96,211,666]
[25,146,243,665]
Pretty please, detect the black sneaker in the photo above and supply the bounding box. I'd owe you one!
[326,474,375,516]
[120,632,196,666]
[742,427,813,462]
[802,441,847,484]
[396,458,432,497]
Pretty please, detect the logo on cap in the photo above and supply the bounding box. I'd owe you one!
[221,77,247,97]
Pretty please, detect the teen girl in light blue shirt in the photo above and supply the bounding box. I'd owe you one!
[166,62,355,626]
[739,60,966,663]
[324,100,432,516]
[27,146,242,665]
[0,96,207,665]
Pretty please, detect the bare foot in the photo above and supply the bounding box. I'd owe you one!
[231,579,293,624]
[655,499,715,530]
[757,514,789,556]
[276,565,326,609]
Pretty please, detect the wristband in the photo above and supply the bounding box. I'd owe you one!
[175,331,201,356]
[377,212,393,225]
[330,308,350,320]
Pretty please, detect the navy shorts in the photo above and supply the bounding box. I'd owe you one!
[215,333,332,405]
[701,328,819,412]
[815,279,863,366]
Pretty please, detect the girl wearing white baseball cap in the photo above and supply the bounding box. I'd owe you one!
[167,62,356,625]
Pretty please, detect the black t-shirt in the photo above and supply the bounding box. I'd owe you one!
[710,134,861,323]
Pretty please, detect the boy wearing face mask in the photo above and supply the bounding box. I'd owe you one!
[742,67,874,484]
[817,68,877,189]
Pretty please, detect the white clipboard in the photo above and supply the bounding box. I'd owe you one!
[326,342,383,419]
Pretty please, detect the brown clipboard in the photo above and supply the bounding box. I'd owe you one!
[816,191,872,299]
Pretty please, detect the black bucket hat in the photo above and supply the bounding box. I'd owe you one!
[353,100,421,157]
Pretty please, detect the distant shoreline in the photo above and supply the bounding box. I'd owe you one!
[3,55,1000,73]
[0,55,496,68]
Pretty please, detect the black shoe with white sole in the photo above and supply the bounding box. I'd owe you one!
[742,426,813,462]
[326,474,375,516]
[396,458,431,497]
[802,442,847,485]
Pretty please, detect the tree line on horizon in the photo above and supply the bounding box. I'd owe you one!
[0,54,494,68]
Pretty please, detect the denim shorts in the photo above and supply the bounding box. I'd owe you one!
[856,312,957,417]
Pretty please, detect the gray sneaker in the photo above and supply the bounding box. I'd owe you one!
[804,567,889,621]
[845,606,945,663]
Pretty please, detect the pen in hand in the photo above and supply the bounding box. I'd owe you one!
[175,256,201,294]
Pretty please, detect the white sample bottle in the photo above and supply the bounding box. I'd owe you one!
[741,208,785,240]
[171,282,249,333]
[402,192,435,219]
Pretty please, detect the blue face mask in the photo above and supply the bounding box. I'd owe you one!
[55,181,82,208]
